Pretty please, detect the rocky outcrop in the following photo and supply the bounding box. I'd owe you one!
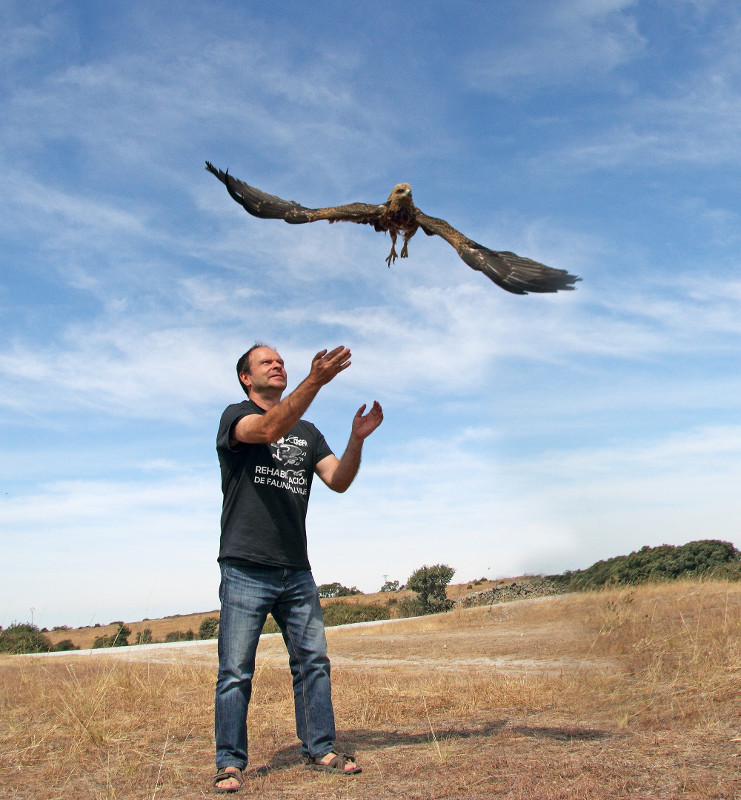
[456,577,566,608]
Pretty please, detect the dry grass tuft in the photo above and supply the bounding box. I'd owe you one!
[1,580,739,799]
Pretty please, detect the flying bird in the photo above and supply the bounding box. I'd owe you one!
[205,162,580,295]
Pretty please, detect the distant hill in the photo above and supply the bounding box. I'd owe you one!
[13,539,740,654]
[38,578,504,650]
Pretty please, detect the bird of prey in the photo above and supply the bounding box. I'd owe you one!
[205,162,580,295]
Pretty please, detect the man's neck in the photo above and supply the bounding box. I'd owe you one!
[247,389,282,411]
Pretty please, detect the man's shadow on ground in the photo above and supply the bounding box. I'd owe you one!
[245,719,614,776]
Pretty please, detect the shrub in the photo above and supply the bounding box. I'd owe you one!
[93,623,131,648]
[198,617,219,640]
[322,602,389,627]
[317,582,362,598]
[53,639,79,652]
[164,629,194,643]
[406,564,456,614]
[0,623,52,654]
[135,629,153,645]
[262,617,279,635]
[109,624,131,647]
[396,596,425,618]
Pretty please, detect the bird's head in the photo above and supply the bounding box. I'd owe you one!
[387,183,413,209]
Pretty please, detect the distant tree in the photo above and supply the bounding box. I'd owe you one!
[198,617,219,639]
[406,564,456,614]
[93,623,131,648]
[0,623,52,654]
[135,628,153,645]
[317,582,362,598]
[109,624,131,647]
[379,580,400,593]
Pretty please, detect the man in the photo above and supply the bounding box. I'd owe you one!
[212,343,383,793]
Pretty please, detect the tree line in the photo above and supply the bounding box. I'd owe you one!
[555,539,740,590]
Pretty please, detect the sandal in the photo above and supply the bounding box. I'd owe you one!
[212,766,244,793]
[304,751,362,775]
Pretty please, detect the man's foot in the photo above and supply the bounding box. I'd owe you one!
[212,766,244,793]
[305,751,362,775]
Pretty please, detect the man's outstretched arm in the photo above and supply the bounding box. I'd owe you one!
[316,401,384,493]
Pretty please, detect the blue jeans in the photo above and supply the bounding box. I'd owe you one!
[214,560,336,768]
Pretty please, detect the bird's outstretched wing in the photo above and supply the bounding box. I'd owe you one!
[205,162,381,225]
[416,210,580,295]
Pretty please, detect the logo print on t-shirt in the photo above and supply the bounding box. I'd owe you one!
[270,435,307,467]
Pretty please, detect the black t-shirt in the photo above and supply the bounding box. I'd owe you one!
[216,399,334,569]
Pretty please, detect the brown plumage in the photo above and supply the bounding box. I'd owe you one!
[205,162,580,295]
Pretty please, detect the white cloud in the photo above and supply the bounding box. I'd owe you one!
[463,0,645,95]
[0,472,222,628]
[308,418,741,591]
[2,1,741,631]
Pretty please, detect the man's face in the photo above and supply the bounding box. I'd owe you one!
[241,347,287,396]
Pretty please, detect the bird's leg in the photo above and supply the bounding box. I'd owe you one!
[385,231,398,267]
[400,232,412,259]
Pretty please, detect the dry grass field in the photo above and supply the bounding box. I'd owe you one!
[1,579,739,799]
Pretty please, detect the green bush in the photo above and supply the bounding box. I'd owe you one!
[53,639,79,652]
[406,564,456,614]
[317,582,362,598]
[257,603,390,635]
[164,629,194,642]
[262,616,279,634]
[134,629,153,645]
[198,617,219,640]
[0,623,52,654]
[93,623,131,648]
[396,596,425,618]
[322,602,389,627]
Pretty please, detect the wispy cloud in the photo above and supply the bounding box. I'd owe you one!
[2,1,740,629]
[0,473,221,627]
[462,0,645,95]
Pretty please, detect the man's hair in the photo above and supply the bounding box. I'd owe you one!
[236,341,271,396]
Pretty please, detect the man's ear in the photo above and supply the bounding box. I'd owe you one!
[238,371,251,394]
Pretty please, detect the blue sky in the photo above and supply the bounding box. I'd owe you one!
[2,0,741,629]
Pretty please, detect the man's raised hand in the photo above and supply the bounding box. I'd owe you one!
[309,346,352,386]
[351,401,384,440]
